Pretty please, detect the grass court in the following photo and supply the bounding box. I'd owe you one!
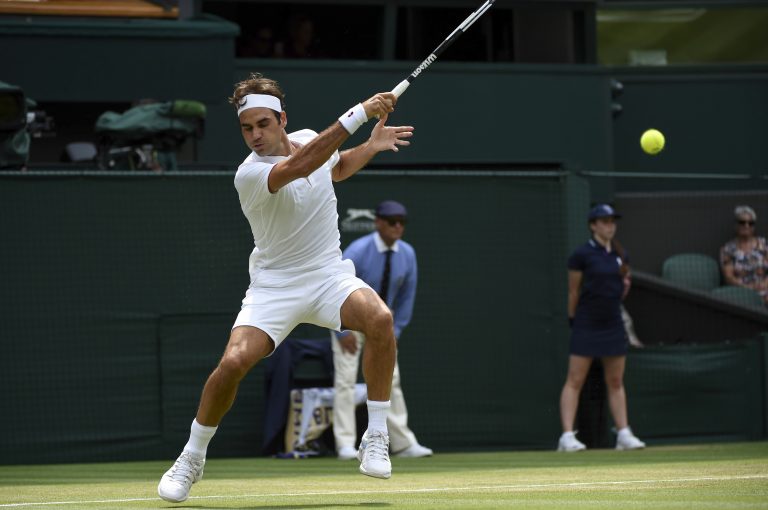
[1,442,766,509]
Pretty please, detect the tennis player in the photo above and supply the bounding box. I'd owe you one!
[158,73,414,503]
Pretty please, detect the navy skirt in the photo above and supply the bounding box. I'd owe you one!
[570,321,628,357]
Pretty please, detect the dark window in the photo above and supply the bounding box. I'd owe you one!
[204,2,383,59]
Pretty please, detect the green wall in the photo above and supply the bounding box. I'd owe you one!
[610,66,768,181]
[0,171,579,463]
[0,16,238,103]
[215,61,614,172]
[1,171,765,464]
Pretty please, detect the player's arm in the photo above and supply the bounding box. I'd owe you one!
[332,114,414,182]
[567,270,582,321]
[269,93,397,192]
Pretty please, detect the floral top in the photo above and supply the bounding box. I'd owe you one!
[720,236,768,298]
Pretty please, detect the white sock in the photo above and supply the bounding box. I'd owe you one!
[183,419,218,458]
[561,431,575,438]
[366,400,390,434]
[617,427,632,438]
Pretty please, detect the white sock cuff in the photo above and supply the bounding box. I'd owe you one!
[366,400,390,434]
[192,419,218,436]
[367,399,391,410]
[183,419,218,457]
[617,427,632,436]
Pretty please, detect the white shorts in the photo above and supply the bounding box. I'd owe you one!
[233,258,370,348]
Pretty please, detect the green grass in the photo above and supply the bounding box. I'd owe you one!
[1,443,767,509]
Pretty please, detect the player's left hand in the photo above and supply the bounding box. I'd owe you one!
[368,114,414,153]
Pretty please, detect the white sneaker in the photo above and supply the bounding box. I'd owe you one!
[337,445,358,460]
[357,430,392,479]
[616,429,646,450]
[557,431,586,452]
[395,443,433,458]
[157,451,205,503]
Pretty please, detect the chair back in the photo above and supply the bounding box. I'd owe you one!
[711,286,765,309]
[661,253,721,291]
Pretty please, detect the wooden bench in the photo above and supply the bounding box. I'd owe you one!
[0,0,178,19]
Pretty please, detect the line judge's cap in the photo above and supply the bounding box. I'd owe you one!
[588,204,622,220]
[375,200,407,217]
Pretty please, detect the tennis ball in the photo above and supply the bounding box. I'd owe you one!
[640,129,665,155]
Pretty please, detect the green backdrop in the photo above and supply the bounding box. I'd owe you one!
[1,171,765,465]
[0,170,577,463]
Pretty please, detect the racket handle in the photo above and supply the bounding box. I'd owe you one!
[391,80,410,98]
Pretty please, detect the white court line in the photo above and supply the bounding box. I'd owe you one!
[1,474,766,508]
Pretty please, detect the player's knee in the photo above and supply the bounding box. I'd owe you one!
[218,352,256,381]
[368,307,394,337]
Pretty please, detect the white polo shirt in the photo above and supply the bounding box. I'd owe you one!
[234,129,342,282]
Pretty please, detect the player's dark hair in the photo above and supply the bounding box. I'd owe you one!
[229,72,285,123]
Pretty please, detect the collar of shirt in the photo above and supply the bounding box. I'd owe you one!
[588,238,612,253]
[374,232,399,253]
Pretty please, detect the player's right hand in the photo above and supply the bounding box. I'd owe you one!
[362,93,396,119]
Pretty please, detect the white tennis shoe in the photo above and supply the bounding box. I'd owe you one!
[557,431,587,452]
[157,451,205,503]
[357,430,392,479]
[616,429,646,450]
[337,445,358,460]
[395,443,433,458]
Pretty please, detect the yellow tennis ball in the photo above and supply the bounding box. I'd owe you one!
[640,129,665,155]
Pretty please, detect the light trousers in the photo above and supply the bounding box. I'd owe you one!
[331,330,418,453]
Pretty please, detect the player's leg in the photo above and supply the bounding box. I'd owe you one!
[602,355,645,450]
[557,354,592,451]
[196,326,274,424]
[331,330,364,459]
[339,288,396,478]
[340,288,396,402]
[158,326,274,502]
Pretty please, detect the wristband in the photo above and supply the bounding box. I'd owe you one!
[338,103,368,135]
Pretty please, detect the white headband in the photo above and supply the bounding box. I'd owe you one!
[237,94,282,116]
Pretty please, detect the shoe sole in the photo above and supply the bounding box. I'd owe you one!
[359,465,391,479]
[616,445,646,451]
[157,468,202,503]
[556,446,586,452]
[158,492,188,503]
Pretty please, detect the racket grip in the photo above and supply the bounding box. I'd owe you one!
[391,80,410,98]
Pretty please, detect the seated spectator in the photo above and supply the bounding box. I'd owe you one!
[240,26,278,58]
[720,205,768,306]
[275,14,323,59]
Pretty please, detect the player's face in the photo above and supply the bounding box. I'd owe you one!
[239,108,285,156]
[375,216,406,246]
[591,217,616,242]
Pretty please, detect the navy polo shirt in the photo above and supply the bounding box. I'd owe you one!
[568,238,627,327]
